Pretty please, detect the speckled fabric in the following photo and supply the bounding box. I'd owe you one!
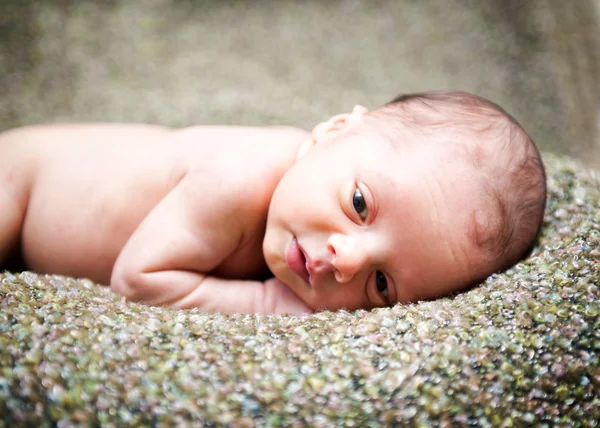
[1,1,600,425]
[1,154,598,425]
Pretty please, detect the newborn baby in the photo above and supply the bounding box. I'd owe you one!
[0,91,546,315]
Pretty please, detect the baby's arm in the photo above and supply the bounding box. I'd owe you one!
[111,172,312,315]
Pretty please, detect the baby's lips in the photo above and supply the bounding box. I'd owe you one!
[285,237,310,285]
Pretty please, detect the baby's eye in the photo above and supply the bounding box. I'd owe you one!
[353,187,368,220]
[376,270,389,301]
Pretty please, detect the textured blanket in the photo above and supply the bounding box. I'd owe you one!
[1,155,598,425]
[1,1,599,425]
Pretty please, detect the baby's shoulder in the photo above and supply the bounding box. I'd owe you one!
[183,157,275,220]
[180,124,307,198]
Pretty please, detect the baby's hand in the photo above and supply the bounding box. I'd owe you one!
[263,278,314,316]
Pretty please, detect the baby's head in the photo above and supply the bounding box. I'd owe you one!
[263,91,546,311]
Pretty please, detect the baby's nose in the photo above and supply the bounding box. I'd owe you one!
[327,233,369,283]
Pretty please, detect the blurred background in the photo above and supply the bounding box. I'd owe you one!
[1,0,599,168]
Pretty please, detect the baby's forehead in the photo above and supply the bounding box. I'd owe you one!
[331,121,483,187]
[368,109,491,149]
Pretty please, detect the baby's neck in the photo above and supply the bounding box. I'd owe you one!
[254,127,309,188]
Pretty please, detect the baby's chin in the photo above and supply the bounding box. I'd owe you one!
[261,230,287,280]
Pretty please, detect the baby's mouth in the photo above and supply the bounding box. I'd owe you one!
[285,237,310,285]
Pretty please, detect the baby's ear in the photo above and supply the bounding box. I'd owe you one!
[296,105,369,162]
[312,105,369,143]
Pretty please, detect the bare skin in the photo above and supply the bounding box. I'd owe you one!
[1,101,511,315]
[0,123,313,315]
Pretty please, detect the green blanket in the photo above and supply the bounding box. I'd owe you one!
[1,155,598,425]
[1,1,599,425]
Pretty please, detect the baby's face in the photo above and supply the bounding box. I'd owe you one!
[263,127,486,311]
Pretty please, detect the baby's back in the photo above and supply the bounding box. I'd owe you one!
[0,123,306,284]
